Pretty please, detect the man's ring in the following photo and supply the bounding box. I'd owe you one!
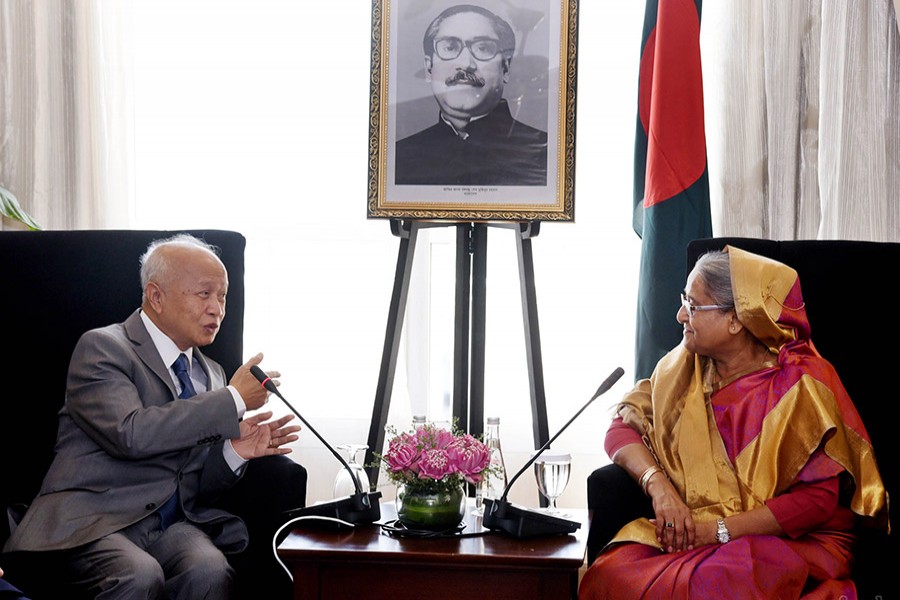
[665,522,674,528]
[269,440,275,448]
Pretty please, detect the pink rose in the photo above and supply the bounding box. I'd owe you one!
[390,431,416,448]
[414,425,455,450]
[417,448,453,480]
[387,438,420,474]
[433,429,455,449]
[447,435,491,483]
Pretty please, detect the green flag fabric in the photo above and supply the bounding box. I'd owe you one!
[633,0,712,380]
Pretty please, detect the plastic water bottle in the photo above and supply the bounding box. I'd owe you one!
[482,417,508,502]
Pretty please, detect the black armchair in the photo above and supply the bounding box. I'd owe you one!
[586,237,895,599]
[0,229,307,600]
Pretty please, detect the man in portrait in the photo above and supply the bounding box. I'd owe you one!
[395,4,548,187]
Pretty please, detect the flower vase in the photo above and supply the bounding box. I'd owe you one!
[397,484,466,531]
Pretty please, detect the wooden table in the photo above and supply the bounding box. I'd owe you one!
[277,502,590,600]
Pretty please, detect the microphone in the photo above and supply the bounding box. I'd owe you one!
[482,367,625,538]
[250,365,381,524]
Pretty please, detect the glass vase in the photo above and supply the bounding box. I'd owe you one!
[396,484,466,531]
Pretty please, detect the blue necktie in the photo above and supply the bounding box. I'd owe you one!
[158,353,195,528]
[173,353,197,399]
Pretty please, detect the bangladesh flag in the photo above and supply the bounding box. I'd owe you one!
[633,0,712,381]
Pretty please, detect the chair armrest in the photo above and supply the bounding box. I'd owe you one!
[586,463,653,565]
[215,455,308,600]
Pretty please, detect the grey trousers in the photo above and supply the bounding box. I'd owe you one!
[66,516,234,600]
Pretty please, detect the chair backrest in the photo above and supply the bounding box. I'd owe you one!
[686,237,897,529]
[0,230,246,528]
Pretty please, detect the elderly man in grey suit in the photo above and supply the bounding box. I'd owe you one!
[4,234,300,599]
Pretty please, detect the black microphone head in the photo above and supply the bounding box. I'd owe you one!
[608,366,625,385]
[592,367,625,400]
[250,365,278,393]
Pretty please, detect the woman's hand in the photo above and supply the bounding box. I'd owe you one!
[646,473,695,552]
[692,519,719,547]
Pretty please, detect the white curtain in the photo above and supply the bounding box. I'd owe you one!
[0,0,133,230]
[702,0,900,242]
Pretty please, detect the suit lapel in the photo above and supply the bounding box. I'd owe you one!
[193,351,221,390]
[123,310,179,398]
[124,309,225,394]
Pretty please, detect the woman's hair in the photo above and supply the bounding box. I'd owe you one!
[693,250,734,308]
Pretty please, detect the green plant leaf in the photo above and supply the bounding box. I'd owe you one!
[0,185,41,230]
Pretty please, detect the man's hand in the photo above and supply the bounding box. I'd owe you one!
[230,352,280,411]
[233,411,301,460]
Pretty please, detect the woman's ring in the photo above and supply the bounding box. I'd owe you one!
[665,522,674,528]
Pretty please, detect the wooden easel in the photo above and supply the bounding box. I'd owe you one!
[363,219,550,491]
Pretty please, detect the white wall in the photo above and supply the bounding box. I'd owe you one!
[132,1,644,509]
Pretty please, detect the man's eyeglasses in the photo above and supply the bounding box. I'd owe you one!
[433,37,502,61]
[680,293,733,318]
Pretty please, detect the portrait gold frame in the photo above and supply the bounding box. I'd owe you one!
[367,0,579,221]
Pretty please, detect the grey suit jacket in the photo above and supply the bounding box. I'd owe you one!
[5,310,247,553]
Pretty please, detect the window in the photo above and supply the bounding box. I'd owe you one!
[132,1,643,506]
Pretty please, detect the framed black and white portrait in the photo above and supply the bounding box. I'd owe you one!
[367,0,579,221]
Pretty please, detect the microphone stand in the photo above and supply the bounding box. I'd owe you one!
[483,367,624,538]
[250,366,382,524]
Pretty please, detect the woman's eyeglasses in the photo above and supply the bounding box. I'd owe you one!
[680,293,732,318]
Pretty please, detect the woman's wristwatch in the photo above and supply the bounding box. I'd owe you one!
[715,518,731,544]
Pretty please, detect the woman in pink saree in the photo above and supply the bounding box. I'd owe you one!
[579,247,888,599]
